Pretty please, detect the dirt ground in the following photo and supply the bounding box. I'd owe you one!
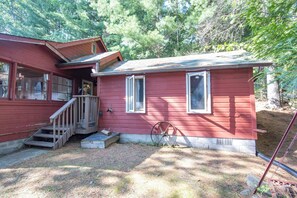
[0,106,296,197]
[0,140,296,198]
[256,109,297,170]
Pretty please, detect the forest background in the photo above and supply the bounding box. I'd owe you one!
[0,0,296,107]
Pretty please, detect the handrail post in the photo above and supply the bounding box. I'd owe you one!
[53,119,56,149]
[85,96,90,130]
[96,98,99,128]
[74,100,77,134]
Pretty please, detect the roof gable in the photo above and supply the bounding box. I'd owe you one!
[0,33,108,62]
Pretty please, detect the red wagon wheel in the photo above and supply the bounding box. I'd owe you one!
[150,121,176,146]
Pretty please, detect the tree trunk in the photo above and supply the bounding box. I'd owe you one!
[266,66,280,109]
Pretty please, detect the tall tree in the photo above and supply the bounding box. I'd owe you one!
[245,0,297,94]
[0,0,102,41]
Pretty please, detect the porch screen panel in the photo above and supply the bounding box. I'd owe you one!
[15,66,48,100]
[52,75,72,101]
[0,62,10,98]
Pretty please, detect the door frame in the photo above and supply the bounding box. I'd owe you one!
[82,79,93,95]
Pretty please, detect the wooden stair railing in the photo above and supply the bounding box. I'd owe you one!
[74,95,99,134]
[50,98,77,149]
[25,95,99,149]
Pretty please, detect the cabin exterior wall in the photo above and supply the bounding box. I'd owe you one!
[97,68,257,141]
[0,41,72,143]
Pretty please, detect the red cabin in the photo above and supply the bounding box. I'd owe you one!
[0,33,121,154]
[0,33,272,155]
[92,51,272,154]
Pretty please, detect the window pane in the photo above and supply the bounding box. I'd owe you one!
[0,62,10,98]
[52,75,72,101]
[190,74,205,110]
[15,66,47,100]
[135,78,144,111]
[127,77,134,111]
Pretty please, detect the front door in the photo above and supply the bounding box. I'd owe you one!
[82,80,93,95]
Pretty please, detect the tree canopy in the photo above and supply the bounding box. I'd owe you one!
[0,0,296,92]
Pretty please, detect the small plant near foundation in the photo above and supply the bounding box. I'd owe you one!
[257,184,271,196]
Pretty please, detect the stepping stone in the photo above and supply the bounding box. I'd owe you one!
[81,132,120,149]
[0,148,48,168]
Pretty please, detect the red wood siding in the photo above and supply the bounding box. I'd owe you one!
[58,42,106,60]
[0,40,71,76]
[98,68,257,140]
[0,101,64,142]
[0,40,73,142]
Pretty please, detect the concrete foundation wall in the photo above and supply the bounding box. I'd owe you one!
[120,134,256,155]
[0,139,26,155]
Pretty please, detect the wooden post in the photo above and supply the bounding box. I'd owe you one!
[70,103,73,134]
[74,100,77,135]
[47,72,53,101]
[10,62,17,100]
[53,120,56,148]
[96,98,100,129]
[85,96,90,130]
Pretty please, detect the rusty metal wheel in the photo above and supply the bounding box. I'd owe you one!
[150,121,176,146]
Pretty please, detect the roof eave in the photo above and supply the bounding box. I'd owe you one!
[0,36,70,62]
[57,60,97,67]
[45,43,69,62]
[57,51,123,68]
[91,62,273,77]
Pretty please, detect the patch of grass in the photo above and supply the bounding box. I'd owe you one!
[42,186,57,192]
[114,177,131,194]
[257,184,271,196]
[168,191,180,198]
[168,188,196,198]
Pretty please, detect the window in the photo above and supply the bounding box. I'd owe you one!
[126,75,145,113]
[92,43,97,54]
[0,62,10,98]
[15,66,48,100]
[186,71,211,113]
[52,75,72,101]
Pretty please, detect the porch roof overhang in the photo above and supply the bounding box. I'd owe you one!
[91,50,273,77]
[56,51,123,70]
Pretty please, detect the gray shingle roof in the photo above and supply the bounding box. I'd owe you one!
[92,50,272,76]
[58,51,119,66]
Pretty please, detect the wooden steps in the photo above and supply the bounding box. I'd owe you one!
[25,140,54,148]
[24,125,70,149]
[33,133,62,139]
[42,126,68,131]
[25,95,100,150]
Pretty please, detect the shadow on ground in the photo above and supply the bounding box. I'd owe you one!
[1,140,295,197]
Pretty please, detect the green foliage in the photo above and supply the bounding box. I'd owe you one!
[244,0,297,92]
[256,184,271,196]
[0,0,246,60]
[1,0,296,95]
[0,0,102,41]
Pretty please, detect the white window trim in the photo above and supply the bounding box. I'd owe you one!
[92,43,97,54]
[126,75,146,113]
[186,71,211,114]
